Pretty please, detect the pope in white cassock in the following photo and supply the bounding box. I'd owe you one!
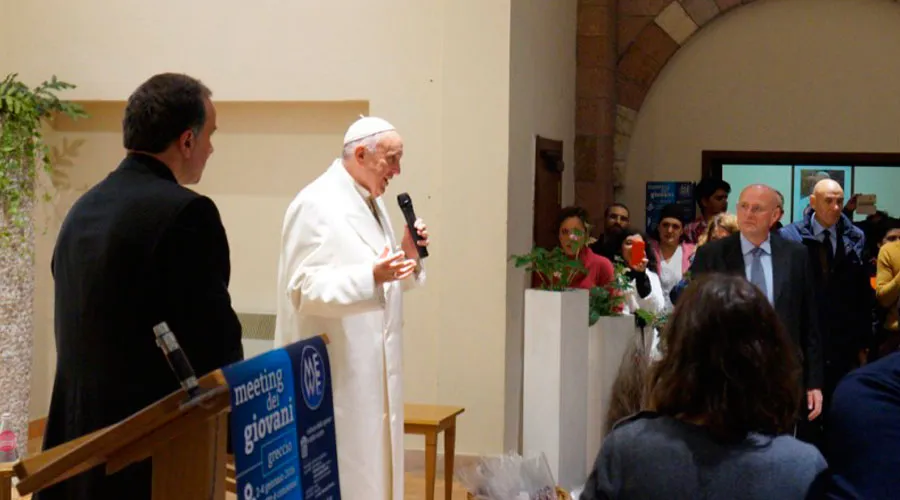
[274,116,429,500]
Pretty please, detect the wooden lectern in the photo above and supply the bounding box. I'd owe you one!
[11,369,232,499]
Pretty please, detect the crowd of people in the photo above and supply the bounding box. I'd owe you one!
[32,70,900,499]
[552,178,900,499]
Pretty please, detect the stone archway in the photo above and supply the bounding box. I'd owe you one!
[575,0,756,229]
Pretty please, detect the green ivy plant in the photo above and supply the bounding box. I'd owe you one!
[0,73,87,249]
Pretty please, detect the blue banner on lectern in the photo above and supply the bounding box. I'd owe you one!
[283,337,340,498]
[223,336,340,500]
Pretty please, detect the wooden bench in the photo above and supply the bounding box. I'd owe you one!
[225,403,466,500]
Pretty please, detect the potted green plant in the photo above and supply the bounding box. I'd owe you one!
[509,228,587,291]
[0,73,86,457]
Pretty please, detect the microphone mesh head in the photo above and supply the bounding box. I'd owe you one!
[397,193,411,206]
[153,322,171,338]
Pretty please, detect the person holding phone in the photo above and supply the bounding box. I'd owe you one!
[610,228,666,358]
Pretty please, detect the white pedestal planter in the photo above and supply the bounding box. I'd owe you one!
[584,315,639,473]
[522,288,589,490]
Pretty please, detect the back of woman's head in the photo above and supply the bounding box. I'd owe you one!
[604,341,649,437]
[647,273,801,441]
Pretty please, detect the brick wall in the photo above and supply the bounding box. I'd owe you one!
[575,0,756,228]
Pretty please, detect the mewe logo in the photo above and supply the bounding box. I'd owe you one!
[300,345,325,410]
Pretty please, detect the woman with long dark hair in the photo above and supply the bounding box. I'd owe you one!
[582,274,826,500]
[607,227,665,357]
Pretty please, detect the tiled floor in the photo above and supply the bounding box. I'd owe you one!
[10,437,470,499]
[12,472,468,500]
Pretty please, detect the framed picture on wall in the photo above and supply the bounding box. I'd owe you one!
[791,165,853,221]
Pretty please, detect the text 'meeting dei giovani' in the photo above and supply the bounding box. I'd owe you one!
[232,368,296,455]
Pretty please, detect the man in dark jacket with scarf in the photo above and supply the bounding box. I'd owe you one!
[780,179,870,453]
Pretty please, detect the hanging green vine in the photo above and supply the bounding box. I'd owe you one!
[0,73,87,249]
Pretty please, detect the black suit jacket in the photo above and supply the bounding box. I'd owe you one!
[35,153,243,500]
[690,232,824,390]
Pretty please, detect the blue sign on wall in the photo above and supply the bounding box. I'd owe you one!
[645,181,695,236]
[223,336,340,500]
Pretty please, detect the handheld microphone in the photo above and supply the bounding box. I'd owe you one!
[153,321,200,398]
[397,192,429,259]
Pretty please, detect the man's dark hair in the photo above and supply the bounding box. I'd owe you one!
[887,217,900,232]
[647,274,801,443]
[123,73,212,154]
[658,203,687,225]
[872,217,900,245]
[604,202,630,218]
[694,178,731,210]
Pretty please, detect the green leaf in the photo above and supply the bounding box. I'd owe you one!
[0,73,88,257]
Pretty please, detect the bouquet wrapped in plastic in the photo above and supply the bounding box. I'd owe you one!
[456,451,566,500]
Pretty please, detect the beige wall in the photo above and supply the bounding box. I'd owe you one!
[0,0,7,73]
[623,0,900,226]
[505,0,578,450]
[12,0,575,457]
[17,0,509,457]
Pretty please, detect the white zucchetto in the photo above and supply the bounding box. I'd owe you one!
[343,116,396,145]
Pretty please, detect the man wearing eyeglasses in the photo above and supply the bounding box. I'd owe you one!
[691,184,823,446]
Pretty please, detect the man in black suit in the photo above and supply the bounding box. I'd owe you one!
[780,179,870,453]
[36,73,243,500]
[691,184,824,437]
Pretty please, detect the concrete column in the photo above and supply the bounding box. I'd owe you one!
[0,198,35,459]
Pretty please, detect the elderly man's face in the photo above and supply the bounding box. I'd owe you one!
[356,131,403,197]
[810,180,844,228]
[736,186,780,241]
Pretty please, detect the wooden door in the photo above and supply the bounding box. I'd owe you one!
[531,136,564,289]
[533,136,564,250]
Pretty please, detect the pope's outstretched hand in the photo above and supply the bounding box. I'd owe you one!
[373,246,417,285]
